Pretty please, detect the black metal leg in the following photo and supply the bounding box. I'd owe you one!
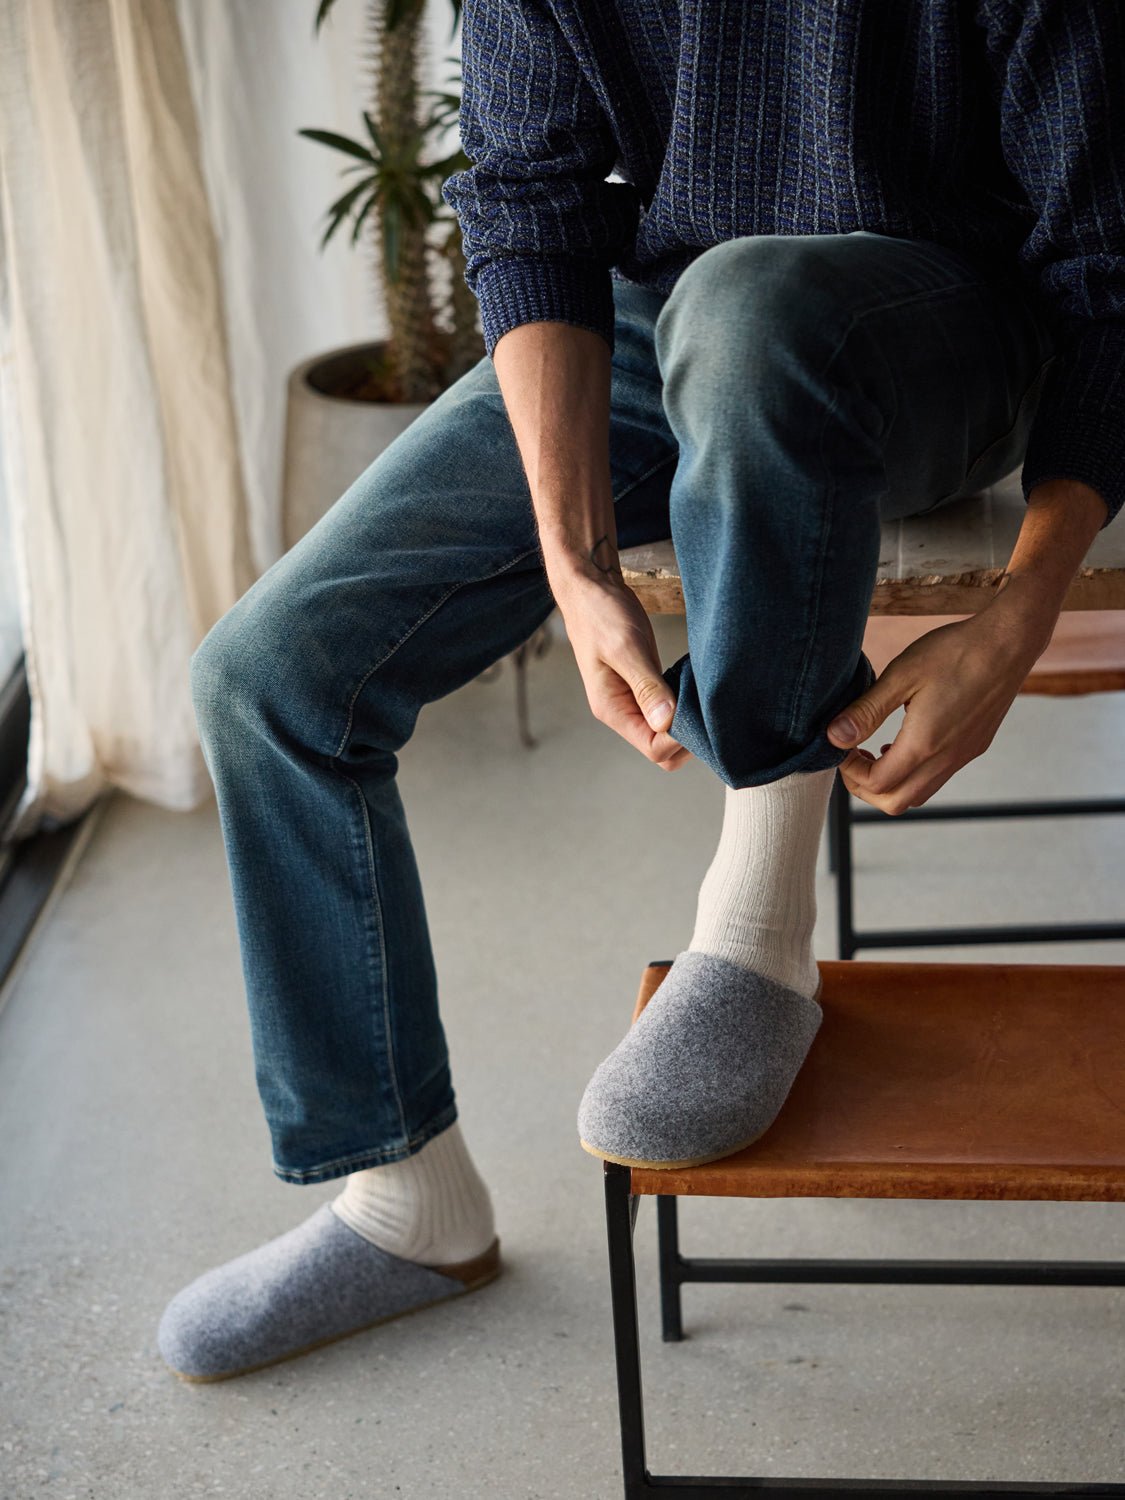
[512,632,543,750]
[603,1166,1125,1494]
[831,771,857,960]
[511,618,554,750]
[605,1161,650,1498]
[834,791,1125,952]
[656,1196,684,1343]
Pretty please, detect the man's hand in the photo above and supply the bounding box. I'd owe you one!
[551,565,692,771]
[826,475,1107,813]
[825,599,1052,814]
[491,318,692,771]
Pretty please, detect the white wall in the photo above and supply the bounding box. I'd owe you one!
[175,0,467,572]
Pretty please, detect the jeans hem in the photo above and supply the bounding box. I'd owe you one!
[667,650,877,790]
[722,734,852,789]
[270,1100,460,1185]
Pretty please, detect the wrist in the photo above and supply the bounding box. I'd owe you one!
[541,533,623,592]
[982,575,1059,660]
[985,477,1106,642]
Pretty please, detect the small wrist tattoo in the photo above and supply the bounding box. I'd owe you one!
[589,533,622,579]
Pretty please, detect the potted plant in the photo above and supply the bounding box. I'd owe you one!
[282,0,482,549]
[283,0,552,745]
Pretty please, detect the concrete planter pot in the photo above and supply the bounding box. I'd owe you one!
[280,338,554,744]
[281,340,429,552]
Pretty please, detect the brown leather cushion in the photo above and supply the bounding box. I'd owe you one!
[628,960,1125,1202]
[862,611,1125,695]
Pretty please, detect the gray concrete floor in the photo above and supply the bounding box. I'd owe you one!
[1,611,1124,1499]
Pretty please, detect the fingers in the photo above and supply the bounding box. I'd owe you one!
[826,669,908,749]
[840,741,951,814]
[845,762,946,814]
[587,612,681,760]
[636,726,692,771]
[588,675,686,767]
[841,743,903,802]
[842,701,948,796]
[632,675,676,732]
[622,716,690,771]
[844,744,906,797]
[836,613,1027,813]
[655,741,693,772]
[616,631,676,731]
[564,583,688,767]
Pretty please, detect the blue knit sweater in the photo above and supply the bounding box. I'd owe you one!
[441,0,1125,530]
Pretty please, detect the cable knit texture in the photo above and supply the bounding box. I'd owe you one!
[441,0,1125,529]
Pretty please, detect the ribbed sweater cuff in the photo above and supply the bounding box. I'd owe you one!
[1021,323,1125,530]
[473,256,616,359]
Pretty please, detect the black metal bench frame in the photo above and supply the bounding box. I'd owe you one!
[827,776,1125,959]
[603,1157,1125,1497]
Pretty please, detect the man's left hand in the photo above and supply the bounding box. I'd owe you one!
[825,600,1054,815]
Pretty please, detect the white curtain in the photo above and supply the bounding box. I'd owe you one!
[0,0,429,840]
[0,420,20,687]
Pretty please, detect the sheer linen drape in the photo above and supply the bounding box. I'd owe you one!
[0,0,380,839]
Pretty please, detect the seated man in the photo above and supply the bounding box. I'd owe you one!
[157,0,1121,1381]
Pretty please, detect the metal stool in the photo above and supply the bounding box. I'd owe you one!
[829,609,1125,957]
[603,479,1125,1495]
[616,475,1125,958]
[601,957,1125,1497]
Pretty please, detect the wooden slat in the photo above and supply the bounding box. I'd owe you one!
[861,610,1125,696]
[627,959,1125,1202]
[619,472,1125,616]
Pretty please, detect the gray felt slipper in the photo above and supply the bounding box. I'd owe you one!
[578,949,823,1169]
[157,1203,501,1382]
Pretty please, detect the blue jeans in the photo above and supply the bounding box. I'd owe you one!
[191,231,1056,1183]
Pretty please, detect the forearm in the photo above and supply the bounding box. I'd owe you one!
[491,320,683,756]
[986,478,1110,650]
[491,320,618,593]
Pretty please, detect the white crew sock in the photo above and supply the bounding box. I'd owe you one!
[330,1119,496,1267]
[687,765,836,1000]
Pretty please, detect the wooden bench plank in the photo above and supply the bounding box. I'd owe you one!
[627,959,1125,1202]
[619,472,1125,615]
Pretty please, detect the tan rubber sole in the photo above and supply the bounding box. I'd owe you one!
[579,1129,770,1172]
[170,1236,503,1384]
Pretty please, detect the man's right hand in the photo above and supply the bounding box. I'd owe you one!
[490,318,690,770]
[549,565,692,772]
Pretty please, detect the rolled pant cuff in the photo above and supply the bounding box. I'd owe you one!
[270,1100,460,1186]
[663,650,877,789]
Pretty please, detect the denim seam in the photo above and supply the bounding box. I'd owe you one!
[338,766,409,1145]
[842,277,985,327]
[332,544,544,760]
[612,449,678,505]
[783,389,842,747]
[324,543,544,1164]
[272,1099,461,1184]
[778,283,977,745]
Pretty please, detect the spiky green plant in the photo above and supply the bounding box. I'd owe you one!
[301,0,483,402]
